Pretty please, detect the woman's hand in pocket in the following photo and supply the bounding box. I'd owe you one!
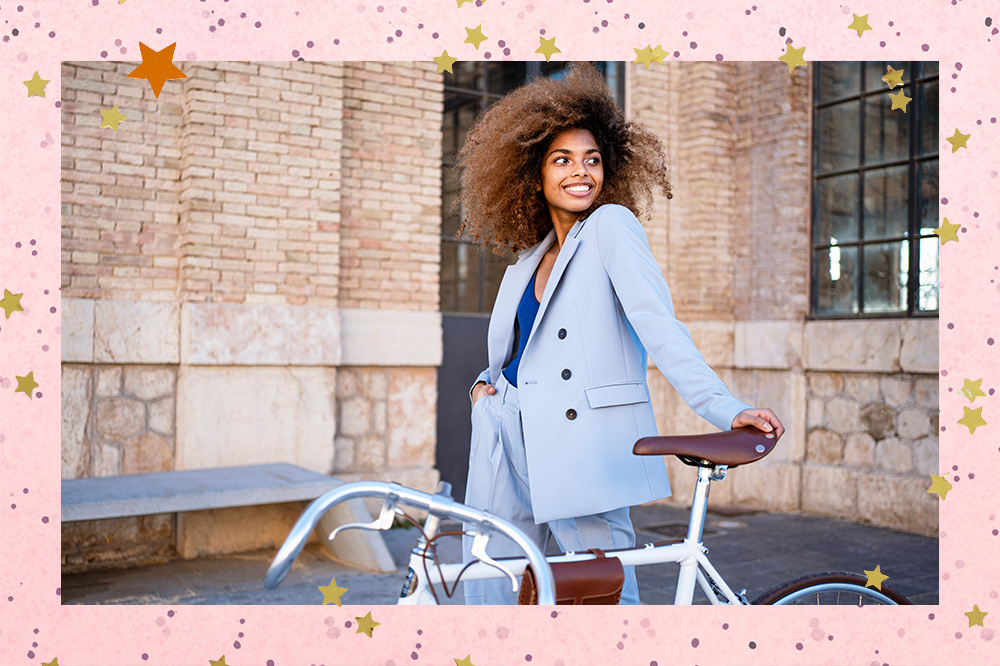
[472,381,497,407]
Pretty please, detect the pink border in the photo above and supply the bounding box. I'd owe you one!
[3,1,998,664]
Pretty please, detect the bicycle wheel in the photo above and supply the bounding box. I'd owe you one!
[751,571,912,605]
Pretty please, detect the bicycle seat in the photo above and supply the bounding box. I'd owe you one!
[632,426,778,467]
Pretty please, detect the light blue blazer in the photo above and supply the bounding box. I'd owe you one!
[471,204,751,524]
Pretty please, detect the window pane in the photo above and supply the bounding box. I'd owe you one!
[862,241,908,313]
[917,236,939,312]
[863,166,909,239]
[445,61,484,91]
[864,89,910,165]
[442,167,463,239]
[918,80,939,157]
[486,63,527,95]
[440,241,482,313]
[442,95,480,159]
[816,102,861,172]
[918,161,938,233]
[815,173,860,243]
[815,245,859,315]
[818,62,860,102]
[864,61,909,91]
[918,61,939,78]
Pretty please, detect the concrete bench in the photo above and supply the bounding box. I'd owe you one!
[61,463,396,573]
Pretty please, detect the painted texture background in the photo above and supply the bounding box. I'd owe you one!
[1,0,998,664]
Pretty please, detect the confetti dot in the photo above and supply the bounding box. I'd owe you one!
[692,638,700,647]
[956,632,963,639]
[410,652,418,660]
[638,22,645,28]
[922,43,930,51]
[690,41,697,48]
[167,610,174,617]
[551,611,558,618]
[41,516,48,523]
[497,627,510,639]
[142,654,148,661]
[796,643,803,650]
[715,54,724,61]
[749,641,757,649]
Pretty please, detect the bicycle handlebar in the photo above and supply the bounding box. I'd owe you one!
[263,480,557,605]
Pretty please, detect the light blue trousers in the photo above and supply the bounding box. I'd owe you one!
[462,371,639,605]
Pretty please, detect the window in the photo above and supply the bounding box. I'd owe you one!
[440,62,625,314]
[811,61,939,317]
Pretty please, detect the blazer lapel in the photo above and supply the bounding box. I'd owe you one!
[487,230,554,382]
[523,219,585,354]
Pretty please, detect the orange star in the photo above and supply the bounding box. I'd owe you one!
[127,42,187,98]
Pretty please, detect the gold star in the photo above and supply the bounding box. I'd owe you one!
[946,128,971,153]
[100,105,128,131]
[958,406,987,435]
[455,656,476,666]
[961,378,987,403]
[927,474,953,500]
[319,577,348,606]
[778,44,807,73]
[966,604,989,627]
[536,36,560,62]
[633,45,655,69]
[434,50,458,74]
[23,71,50,97]
[456,0,475,6]
[41,660,59,666]
[848,14,872,38]
[882,65,904,89]
[1,289,24,318]
[355,611,380,638]
[650,45,669,64]
[209,657,227,666]
[864,565,889,590]
[15,372,38,400]
[888,90,911,112]
[127,42,187,98]
[465,25,488,50]
[933,217,960,244]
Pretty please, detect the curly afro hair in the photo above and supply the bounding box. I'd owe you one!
[455,62,672,253]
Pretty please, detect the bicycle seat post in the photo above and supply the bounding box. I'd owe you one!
[685,465,714,544]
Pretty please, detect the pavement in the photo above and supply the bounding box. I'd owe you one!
[62,503,938,606]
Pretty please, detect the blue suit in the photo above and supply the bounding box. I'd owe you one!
[471,204,751,524]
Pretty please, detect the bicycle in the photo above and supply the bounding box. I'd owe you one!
[265,427,912,605]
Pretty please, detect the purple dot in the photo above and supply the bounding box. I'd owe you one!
[410,653,418,661]
[156,27,163,33]
[42,516,49,523]
[879,41,886,47]
[683,30,688,36]
[395,29,402,36]
[30,239,36,245]
[525,656,532,662]
[56,588,61,596]
[723,623,729,630]
[49,31,55,37]
[690,41,697,48]
[796,643,803,650]
[240,618,245,624]
[142,655,149,662]
[432,32,438,38]
[956,632,963,639]
[33,629,39,635]
[255,21,261,27]
[484,52,491,59]
[401,6,407,11]
[715,53,724,61]
[234,641,241,649]
[948,323,954,329]
[334,39,340,44]
[238,632,244,638]
[692,638,700,647]
[417,630,423,635]
[749,642,757,649]
[377,4,384,11]
[100,50,108,58]
[345,621,353,628]
[993,529,998,536]
[942,197,948,204]
[602,20,608,26]
[27,652,34,659]
[23,488,28,494]
[503,48,511,55]
[386,36,393,42]
[292,50,299,57]
[551,611,558,618]
[989,338,995,345]
[956,62,963,70]
[167,610,174,617]
[746,9,751,14]
[268,661,275,666]
[922,43,930,51]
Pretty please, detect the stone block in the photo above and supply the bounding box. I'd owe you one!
[730,369,758,405]
[728,461,800,512]
[339,396,372,437]
[843,432,875,468]
[337,367,360,398]
[801,465,857,519]
[843,375,879,403]
[913,436,939,476]
[808,372,843,398]
[333,437,355,471]
[914,377,939,410]
[340,308,443,366]
[806,320,901,372]
[806,429,842,464]
[355,434,387,470]
[386,368,437,468]
[177,502,313,558]
[860,402,895,440]
[687,321,736,368]
[95,366,123,397]
[806,397,824,429]
[61,365,92,480]
[122,432,174,475]
[897,408,931,440]
[93,442,122,477]
[857,473,938,534]
[373,401,387,435]
[825,397,860,434]
[148,397,174,436]
[880,376,912,407]
[900,319,939,373]
[734,320,804,370]
[95,300,180,363]
[62,298,95,362]
[175,366,337,473]
[124,366,175,400]
[181,302,341,366]
[755,369,806,463]
[96,397,145,441]
[61,514,174,574]
[874,438,912,473]
[362,369,390,400]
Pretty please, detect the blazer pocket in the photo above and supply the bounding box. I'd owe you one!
[584,381,650,409]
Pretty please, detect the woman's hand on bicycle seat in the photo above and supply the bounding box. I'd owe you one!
[472,381,497,407]
[731,408,785,441]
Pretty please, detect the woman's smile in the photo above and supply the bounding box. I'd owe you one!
[540,128,604,226]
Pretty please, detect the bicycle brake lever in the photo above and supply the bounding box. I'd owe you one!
[469,526,519,593]
[328,494,399,542]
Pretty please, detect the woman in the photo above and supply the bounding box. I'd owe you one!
[457,63,783,605]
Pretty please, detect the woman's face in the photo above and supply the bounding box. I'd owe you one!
[539,128,604,227]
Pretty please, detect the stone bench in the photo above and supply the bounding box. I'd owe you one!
[61,463,396,573]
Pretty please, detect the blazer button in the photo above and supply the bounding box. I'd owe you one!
[561,368,572,380]
[558,328,567,339]
[566,409,577,420]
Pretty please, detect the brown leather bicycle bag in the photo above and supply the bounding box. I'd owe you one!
[517,549,624,605]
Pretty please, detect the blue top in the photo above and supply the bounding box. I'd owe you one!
[502,270,541,388]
